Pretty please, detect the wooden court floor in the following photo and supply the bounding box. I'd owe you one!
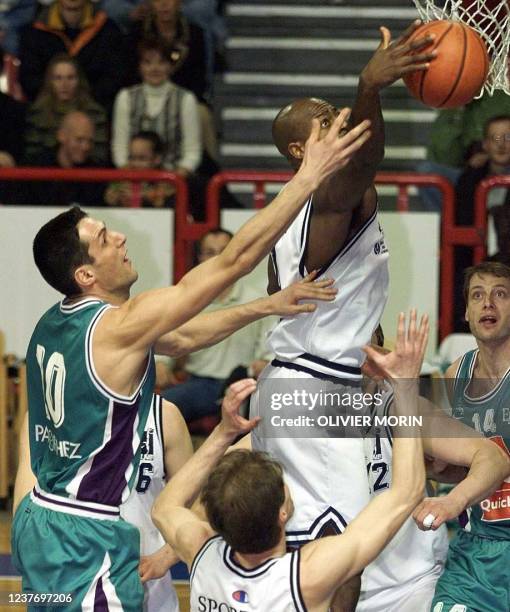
[0,514,190,612]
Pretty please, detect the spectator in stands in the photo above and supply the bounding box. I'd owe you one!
[419,90,510,211]
[24,110,106,206]
[452,115,510,331]
[105,130,175,207]
[126,0,208,103]
[0,46,26,167]
[24,53,108,164]
[0,43,26,204]
[18,0,127,111]
[157,228,274,423]
[112,38,202,209]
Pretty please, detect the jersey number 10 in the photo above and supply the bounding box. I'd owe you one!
[36,345,66,428]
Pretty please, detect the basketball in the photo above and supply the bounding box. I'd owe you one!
[403,20,489,109]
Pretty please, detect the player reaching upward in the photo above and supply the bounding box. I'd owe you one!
[152,311,429,612]
[250,21,437,609]
[11,110,371,611]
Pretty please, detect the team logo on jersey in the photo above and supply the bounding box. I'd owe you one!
[373,237,388,256]
[480,436,510,522]
[232,591,249,604]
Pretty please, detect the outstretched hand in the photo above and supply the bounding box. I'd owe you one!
[300,107,372,190]
[219,379,260,438]
[361,20,437,91]
[363,309,429,382]
[269,270,337,316]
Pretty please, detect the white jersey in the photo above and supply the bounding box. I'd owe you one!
[357,391,448,612]
[268,198,389,378]
[190,536,305,612]
[121,395,179,612]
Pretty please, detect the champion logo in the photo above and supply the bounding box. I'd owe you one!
[232,591,249,604]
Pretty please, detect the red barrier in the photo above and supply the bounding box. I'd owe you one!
[205,170,458,340]
[0,167,188,279]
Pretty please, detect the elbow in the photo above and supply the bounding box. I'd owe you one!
[220,249,256,277]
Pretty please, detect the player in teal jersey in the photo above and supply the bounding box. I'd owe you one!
[11,110,372,611]
[430,261,510,612]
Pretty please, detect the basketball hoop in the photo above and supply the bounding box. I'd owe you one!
[411,0,510,95]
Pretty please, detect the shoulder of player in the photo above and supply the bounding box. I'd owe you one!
[445,357,463,379]
[161,399,188,450]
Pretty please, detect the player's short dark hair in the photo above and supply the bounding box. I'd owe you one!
[201,450,285,554]
[131,130,165,156]
[33,206,93,296]
[483,115,510,137]
[463,261,510,303]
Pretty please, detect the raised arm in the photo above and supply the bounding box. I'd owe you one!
[315,21,436,214]
[299,311,427,610]
[155,273,336,357]
[151,380,259,567]
[96,110,371,361]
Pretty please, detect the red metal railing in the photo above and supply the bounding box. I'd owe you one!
[0,167,188,278]
[205,170,459,340]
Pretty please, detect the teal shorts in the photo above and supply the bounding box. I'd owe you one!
[11,495,144,612]
[431,529,510,612]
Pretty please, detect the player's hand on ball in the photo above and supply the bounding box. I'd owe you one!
[413,495,464,531]
[361,20,437,90]
[362,309,429,382]
[219,379,260,438]
[268,270,337,316]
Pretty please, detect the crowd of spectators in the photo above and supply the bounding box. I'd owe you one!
[0,0,228,217]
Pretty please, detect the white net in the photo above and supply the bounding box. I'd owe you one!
[412,0,510,95]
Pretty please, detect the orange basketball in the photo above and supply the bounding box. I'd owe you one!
[403,20,489,109]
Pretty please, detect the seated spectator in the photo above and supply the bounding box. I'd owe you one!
[418,90,510,212]
[157,228,274,422]
[453,114,510,331]
[126,0,208,103]
[0,45,26,204]
[126,0,220,166]
[105,130,174,207]
[24,53,108,164]
[112,37,202,210]
[0,46,26,166]
[18,0,127,111]
[23,110,106,206]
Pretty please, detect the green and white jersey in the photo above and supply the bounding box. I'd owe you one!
[453,349,510,539]
[26,297,155,517]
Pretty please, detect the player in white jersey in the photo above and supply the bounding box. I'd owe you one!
[357,328,510,612]
[121,396,190,612]
[250,25,437,609]
[152,311,432,612]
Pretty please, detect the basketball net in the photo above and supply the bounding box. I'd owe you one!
[411,0,510,95]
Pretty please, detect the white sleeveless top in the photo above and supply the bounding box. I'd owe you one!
[190,536,306,612]
[361,391,448,599]
[268,197,389,379]
[121,396,180,612]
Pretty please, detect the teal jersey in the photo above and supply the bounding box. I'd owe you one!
[453,349,510,539]
[26,297,155,507]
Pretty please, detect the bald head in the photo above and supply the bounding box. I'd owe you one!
[272,98,339,169]
[57,111,95,167]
